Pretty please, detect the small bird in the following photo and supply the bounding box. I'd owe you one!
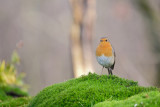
[96,37,115,75]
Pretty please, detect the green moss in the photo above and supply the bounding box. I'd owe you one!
[0,85,28,101]
[0,97,32,107]
[94,91,160,107]
[0,85,30,106]
[28,73,157,107]
[0,88,11,101]
[0,85,28,97]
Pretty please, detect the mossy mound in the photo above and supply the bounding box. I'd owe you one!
[0,97,32,107]
[28,73,156,107]
[94,91,160,107]
[0,85,31,107]
[0,85,28,101]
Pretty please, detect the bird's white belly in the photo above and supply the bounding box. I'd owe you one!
[96,54,114,68]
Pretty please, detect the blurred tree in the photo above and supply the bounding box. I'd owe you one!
[133,0,160,87]
[70,0,96,77]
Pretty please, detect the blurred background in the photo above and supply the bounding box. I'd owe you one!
[0,0,160,95]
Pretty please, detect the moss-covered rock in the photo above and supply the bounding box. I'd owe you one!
[94,91,160,107]
[0,97,32,107]
[28,73,157,107]
[0,85,30,106]
[0,85,28,98]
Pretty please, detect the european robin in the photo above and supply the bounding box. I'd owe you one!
[96,37,115,75]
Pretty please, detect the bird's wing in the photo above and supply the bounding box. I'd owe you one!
[111,50,115,70]
[111,45,116,70]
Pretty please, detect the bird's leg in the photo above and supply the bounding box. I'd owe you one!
[108,68,113,75]
[101,66,104,75]
[110,69,113,75]
[107,68,110,75]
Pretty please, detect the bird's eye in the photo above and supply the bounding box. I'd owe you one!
[106,40,107,42]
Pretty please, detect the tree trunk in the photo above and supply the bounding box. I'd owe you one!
[70,0,96,77]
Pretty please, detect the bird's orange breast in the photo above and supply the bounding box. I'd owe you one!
[96,42,113,57]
